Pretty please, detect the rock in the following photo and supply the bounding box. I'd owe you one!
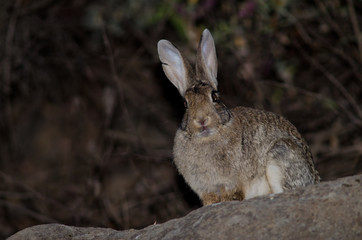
[8,174,362,240]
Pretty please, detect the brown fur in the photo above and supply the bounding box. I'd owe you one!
[202,186,245,205]
[158,29,320,205]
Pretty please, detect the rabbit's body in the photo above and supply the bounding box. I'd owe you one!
[175,104,317,204]
[157,29,320,205]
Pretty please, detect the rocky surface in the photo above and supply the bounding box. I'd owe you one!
[8,174,362,240]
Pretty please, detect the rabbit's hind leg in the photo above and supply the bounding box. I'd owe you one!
[266,138,312,191]
[265,139,296,194]
[266,161,284,194]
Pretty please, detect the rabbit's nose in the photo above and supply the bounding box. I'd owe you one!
[195,116,210,127]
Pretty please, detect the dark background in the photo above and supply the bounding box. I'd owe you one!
[1,0,361,238]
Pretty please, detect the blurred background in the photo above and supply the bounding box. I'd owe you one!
[0,0,361,238]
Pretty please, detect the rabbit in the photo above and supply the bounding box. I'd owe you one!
[157,29,320,205]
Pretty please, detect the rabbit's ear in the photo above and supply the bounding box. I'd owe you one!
[158,40,190,96]
[196,29,218,89]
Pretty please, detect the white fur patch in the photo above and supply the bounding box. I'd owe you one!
[266,162,284,194]
[244,176,271,199]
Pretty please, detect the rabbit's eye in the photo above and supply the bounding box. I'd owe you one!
[183,100,188,108]
[211,91,219,102]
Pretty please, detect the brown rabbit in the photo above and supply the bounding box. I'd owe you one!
[157,29,320,205]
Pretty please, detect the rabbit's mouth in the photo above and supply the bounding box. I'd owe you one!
[197,126,214,137]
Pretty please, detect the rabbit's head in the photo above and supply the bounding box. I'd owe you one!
[158,29,231,138]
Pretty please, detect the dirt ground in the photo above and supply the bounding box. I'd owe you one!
[1,0,361,238]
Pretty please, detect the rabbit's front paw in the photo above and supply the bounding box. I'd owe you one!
[201,192,220,205]
[201,186,244,205]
